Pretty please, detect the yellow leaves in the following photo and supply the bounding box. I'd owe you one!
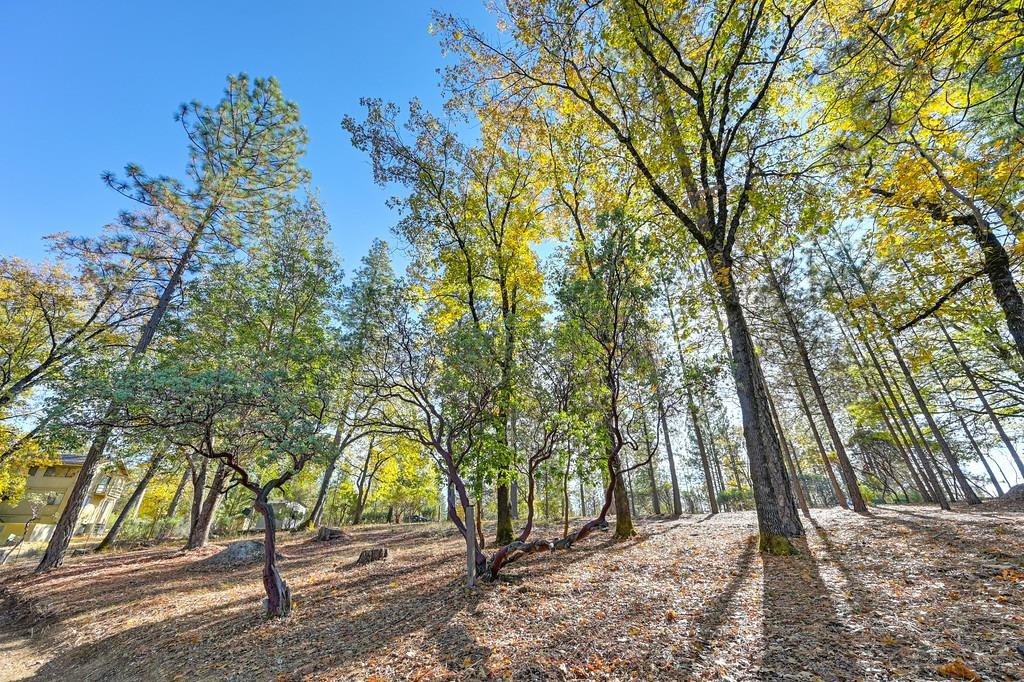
[936,659,980,681]
[994,568,1024,583]
[665,609,677,621]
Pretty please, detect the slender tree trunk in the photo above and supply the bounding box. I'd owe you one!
[165,468,188,521]
[302,452,338,531]
[765,260,866,512]
[96,451,165,551]
[254,493,290,617]
[36,228,205,573]
[817,246,950,509]
[936,316,1024,479]
[657,396,683,517]
[883,336,981,504]
[157,468,189,541]
[578,470,586,518]
[765,381,810,516]
[298,425,345,531]
[186,461,227,550]
[688,395,718,515]
[715,268,802,552]
[641,414,662,515]
[563,454,572,537]
[794,377,846,507]
[510,479,519,519]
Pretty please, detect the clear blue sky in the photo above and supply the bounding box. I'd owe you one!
[0,1,491,271]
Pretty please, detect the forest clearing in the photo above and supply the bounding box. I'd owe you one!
[2,505,1022,681]
[4,1,1024,680]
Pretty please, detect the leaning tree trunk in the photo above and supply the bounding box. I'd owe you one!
[96,450,165,551]
[157,468,189,540]
[794,381,847,508]
[937,316,1024,479]
[34,418,113,570]
[186,461,227,550]
[716,268,803,553]
[187,459,208,539]
[765,259,867,513]
[884,336,981,505]
[35,228,204,573]
[254,494,291,618]
[299,438,342,531]
[657,395,683,517]
[688,396,719,515]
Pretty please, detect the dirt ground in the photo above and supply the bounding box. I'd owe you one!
[1,504,1022,681]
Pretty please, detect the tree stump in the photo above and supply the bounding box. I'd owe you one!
[356,547,388,565]
[315,526,351,542]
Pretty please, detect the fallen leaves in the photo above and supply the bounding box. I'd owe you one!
[936,658,981,681]
[0,506,1022,681]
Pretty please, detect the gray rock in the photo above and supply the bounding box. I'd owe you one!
[197,540,281,567]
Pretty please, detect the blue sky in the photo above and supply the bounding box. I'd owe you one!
[0,1,491,271]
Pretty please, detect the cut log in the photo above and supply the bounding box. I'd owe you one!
[315,527,351,542]
[356,547,388,565]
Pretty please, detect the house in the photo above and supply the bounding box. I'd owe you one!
[0,455,130,544]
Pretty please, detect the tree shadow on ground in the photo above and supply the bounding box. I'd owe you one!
[760,534,864,681]
[26,570,482,681]
[882,507,1019,566]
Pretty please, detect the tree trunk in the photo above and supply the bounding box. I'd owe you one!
[766,262,866,512]
[496,483,514,545]
[715,267,803,552]
[611,458,634,538]
[34,420,113,570]
[763,379,810,516]
[936,316,1024,479]
[794,377,847,508]
[884,336,982,504]
[562,453,572,537]
[510,479,519,519]
[96,451,165,551]
[641,414,662,515]
[301,451,338,531]
[157,467,189,540]
[298,425,345,531]
[817,248,950,509]
[688,395,719,515]
[36,228,205,573]
[657,396,683,517]
[254,494,290,617]
[188,459,208,538]
[186,461,227,550]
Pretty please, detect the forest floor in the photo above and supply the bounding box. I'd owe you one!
[1,503,1023,681]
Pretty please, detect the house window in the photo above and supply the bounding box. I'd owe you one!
[27,467,38,476]
[46,491,65,506]
[43,467,57,477]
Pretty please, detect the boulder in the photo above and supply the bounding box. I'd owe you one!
[1002,484,1024,500]
[197,540,281,568]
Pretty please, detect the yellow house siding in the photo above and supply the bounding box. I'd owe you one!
[0,457,129,544]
